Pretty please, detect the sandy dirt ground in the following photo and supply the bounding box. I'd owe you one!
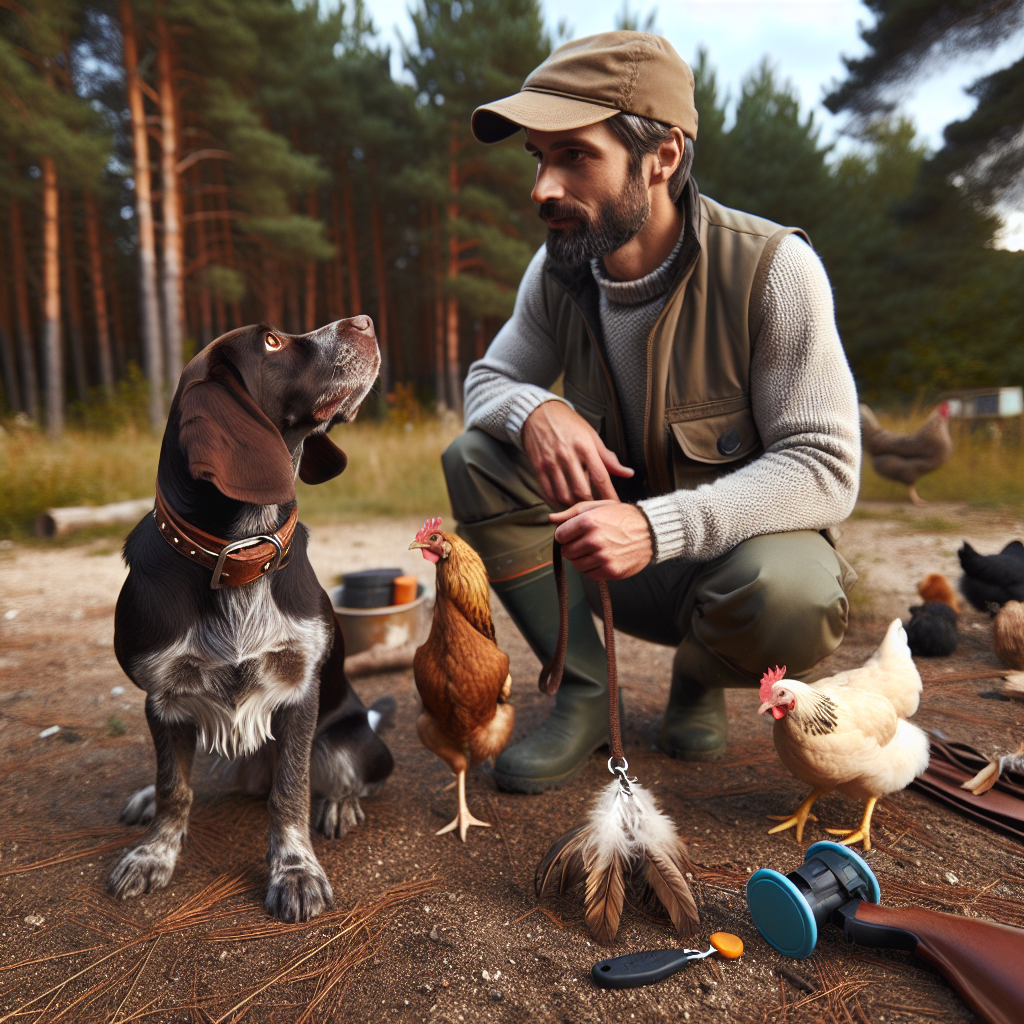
[1,501,1023,1024]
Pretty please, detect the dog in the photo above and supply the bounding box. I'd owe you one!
[108,318,394,923]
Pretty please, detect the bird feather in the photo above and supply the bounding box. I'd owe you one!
[645,848,700,936]
[535,779,699,944]
[534,824,586,897]
[583,848,625,946]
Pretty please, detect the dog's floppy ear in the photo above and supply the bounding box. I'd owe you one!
[299,432,348,485]
[179,366,296,505]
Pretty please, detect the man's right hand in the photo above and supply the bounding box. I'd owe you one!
[521,400,634,507]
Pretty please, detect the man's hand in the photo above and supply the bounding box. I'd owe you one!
[521,400,633,507]
[550,500,653,581]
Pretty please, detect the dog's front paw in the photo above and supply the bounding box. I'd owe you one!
[120,784,156,825]
[107,840,179,899]
[265,853,333,923]
[313,795,364,839]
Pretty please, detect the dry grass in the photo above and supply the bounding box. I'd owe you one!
[4,406,1020,540]
[858,408,1024,509]
[0,418,460,539]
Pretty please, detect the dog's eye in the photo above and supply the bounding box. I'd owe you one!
[265,334,283,351]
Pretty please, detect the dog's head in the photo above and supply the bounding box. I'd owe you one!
[171,318,380,506]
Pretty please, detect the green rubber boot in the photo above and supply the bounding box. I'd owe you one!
[659,634,739,761]
[491,564,615,793]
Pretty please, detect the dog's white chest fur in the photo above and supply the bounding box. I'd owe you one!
[135,579,330,757]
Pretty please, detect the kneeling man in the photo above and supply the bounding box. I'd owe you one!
[443,31,860,793]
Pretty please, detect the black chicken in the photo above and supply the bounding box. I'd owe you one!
[906,602,958,657]
[958,540,1024,611]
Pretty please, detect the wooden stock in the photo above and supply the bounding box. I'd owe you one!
[856,901,1024,1024]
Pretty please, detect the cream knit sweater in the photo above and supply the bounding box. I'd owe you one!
[462,233,860,564]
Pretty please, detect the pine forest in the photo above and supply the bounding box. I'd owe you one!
[1,0,1021,437]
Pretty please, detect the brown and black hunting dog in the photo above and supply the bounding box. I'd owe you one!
[108,317,394,922]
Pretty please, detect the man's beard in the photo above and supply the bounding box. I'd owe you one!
[539,169,650,267]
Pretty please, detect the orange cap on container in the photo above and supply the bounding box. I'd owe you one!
[392,575,418,606]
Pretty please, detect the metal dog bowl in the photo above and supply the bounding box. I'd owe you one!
[330,583,430,656]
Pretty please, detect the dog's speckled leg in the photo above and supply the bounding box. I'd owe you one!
[265,695,333,922]
[109,702,196,900]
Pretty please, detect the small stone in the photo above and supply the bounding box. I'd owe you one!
[487,990,504,1002]
[110,685,126,696]
[4,609,19,620]
[23,913,45,927]
[945,871,959,885]
[219,950,228,960]
[481,970,491,981]
[38,725,60,739]
[429,925,440,941]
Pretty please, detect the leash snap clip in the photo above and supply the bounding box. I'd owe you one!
[211,534,284,590]
[607,756,634,797]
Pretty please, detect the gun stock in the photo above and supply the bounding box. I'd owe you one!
[842,900,1024,1024]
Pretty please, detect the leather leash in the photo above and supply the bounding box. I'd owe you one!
[538,539,624,762]
[153,485,297,589]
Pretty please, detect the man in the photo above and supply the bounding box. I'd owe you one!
[442,31,860,794]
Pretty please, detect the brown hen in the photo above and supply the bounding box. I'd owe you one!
[409,517,514,841]
[859,403,953,505]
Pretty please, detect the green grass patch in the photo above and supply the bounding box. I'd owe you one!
[106,716,126,737]
[0,417,461,540]
[858,409,1024,511]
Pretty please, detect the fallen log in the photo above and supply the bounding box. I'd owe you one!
[35,497,154,538]
[344,641,417,678]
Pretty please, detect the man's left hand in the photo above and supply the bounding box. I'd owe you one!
[549,500,653,581]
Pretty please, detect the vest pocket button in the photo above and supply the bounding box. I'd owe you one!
[717,428,741,456]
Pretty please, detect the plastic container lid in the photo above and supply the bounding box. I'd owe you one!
[342,568,404,588]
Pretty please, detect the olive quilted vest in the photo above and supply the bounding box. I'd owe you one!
[540,179,809,499]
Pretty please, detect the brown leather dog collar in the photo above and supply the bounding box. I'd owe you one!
[153,486,298,589]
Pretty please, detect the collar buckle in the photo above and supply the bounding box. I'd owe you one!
[211,534,284,590]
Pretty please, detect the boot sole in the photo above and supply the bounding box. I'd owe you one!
[490,740,608,795]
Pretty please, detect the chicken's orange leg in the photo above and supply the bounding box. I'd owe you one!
[908,484,926,506]
[826,795,877,851]
[436,769,491,842]
[767,788,827,843]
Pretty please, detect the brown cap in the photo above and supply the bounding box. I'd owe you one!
[472,31,697,145]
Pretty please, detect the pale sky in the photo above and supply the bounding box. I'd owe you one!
[357,0,1024,246]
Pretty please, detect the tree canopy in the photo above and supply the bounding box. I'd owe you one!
[0,0,1020,430]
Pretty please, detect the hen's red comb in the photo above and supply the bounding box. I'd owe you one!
[416,516,443,542]
[759,665,786,703]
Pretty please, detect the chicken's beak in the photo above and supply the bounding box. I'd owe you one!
[758,700,773,715]
[408,541,428,551]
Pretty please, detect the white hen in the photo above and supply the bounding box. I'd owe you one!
[758,619,930,850]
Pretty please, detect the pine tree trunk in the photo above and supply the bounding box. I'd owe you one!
[340,162,362,310]
[304,189,317,332]
[214,159,241,328]
[193,166,213,347]
[430,203,446,410]
[121,0,163,428]
[445,153,462,415]
[330,187,346,318]
[156,16,183,387]
[0,230,23,412]
[9,192,39,420]
[367,166,389,395]
[61,191,88,403]
[83,193,115,394]
[104,220,127,377]
[263,255,284,326]
[41,157,63,436]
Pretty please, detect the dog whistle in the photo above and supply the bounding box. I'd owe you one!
[591,932,743,989]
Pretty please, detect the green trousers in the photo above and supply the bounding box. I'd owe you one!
[442,428,856,688]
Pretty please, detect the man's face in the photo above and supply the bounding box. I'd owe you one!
[526,122,650,267]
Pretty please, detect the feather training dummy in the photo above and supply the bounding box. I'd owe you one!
[533,543,700,944]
